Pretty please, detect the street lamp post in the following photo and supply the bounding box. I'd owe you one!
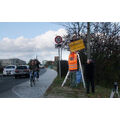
[87,22,91,59]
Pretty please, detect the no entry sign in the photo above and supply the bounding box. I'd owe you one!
[55,36,62,44]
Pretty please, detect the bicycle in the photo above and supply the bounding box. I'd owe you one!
[34,70,39,81]
[29,71,36,87]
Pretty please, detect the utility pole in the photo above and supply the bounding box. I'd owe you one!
[35,48,38,59]
[87,22,91,59]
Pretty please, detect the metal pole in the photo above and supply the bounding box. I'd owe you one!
[87,22,91,59]
[58,47,61,78]
[61,71,70,87]
[77,53,86,88]
[61,47,62,60]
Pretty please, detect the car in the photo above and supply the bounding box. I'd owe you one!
[3,65,17,76]
[39,65,44,69]
[14,65,30,79]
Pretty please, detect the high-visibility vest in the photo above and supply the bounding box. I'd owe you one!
[68,52,77,71]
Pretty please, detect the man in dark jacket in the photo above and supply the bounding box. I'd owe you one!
[85,59,95,94]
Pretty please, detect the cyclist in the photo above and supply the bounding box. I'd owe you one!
[29,60,36,87]
[34,59,40,81]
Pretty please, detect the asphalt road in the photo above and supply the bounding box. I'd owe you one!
[0,68,46,98]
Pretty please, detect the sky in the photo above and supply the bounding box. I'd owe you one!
[0,22,69,63]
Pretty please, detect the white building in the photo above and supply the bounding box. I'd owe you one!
[42,60,47,65]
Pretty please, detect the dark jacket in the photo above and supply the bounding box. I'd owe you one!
[35,63,40,71]
[29,64,36,71]
[85,61,95,79]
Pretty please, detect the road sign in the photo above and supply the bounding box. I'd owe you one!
[55,44,62,48]
[55,36,62,44]
[69,39,85,52]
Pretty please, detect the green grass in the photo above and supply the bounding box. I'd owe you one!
[44,76,117,98]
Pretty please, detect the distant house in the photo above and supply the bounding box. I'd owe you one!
[0,58,26,67]
[42,60,47,66]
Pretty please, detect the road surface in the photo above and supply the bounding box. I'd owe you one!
[12,68,57,98]
[0,68,47,98]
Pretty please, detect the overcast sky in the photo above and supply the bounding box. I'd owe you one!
[0,22,69,63]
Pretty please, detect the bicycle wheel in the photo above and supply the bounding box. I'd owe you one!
[33,79,35,86]
[30,79,33,87]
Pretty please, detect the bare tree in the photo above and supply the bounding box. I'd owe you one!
[62,22,87,38]
[62,22,120,87]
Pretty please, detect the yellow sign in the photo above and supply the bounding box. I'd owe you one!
[69,39,85,52]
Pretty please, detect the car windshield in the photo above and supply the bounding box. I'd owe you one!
[16,66,27,69]
[5,66,15,69]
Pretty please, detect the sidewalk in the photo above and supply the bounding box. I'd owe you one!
[12,68,57,98]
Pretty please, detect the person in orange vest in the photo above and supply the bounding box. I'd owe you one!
[68,52,78,71]
[68,52,78,87]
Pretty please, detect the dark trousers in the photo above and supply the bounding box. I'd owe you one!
[70,71,76,87]
[86,77,95,93]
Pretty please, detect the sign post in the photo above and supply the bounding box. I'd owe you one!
[55,36,63,78]
[58,47,61,78]
[77,53,86,88]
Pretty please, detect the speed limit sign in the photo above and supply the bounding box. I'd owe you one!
[55,36,62,44]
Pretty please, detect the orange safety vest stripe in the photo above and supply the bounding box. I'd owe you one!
[69,65,77,67]
[69,64,77,68]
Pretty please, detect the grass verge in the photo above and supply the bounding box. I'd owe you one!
[44,76,117,98]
